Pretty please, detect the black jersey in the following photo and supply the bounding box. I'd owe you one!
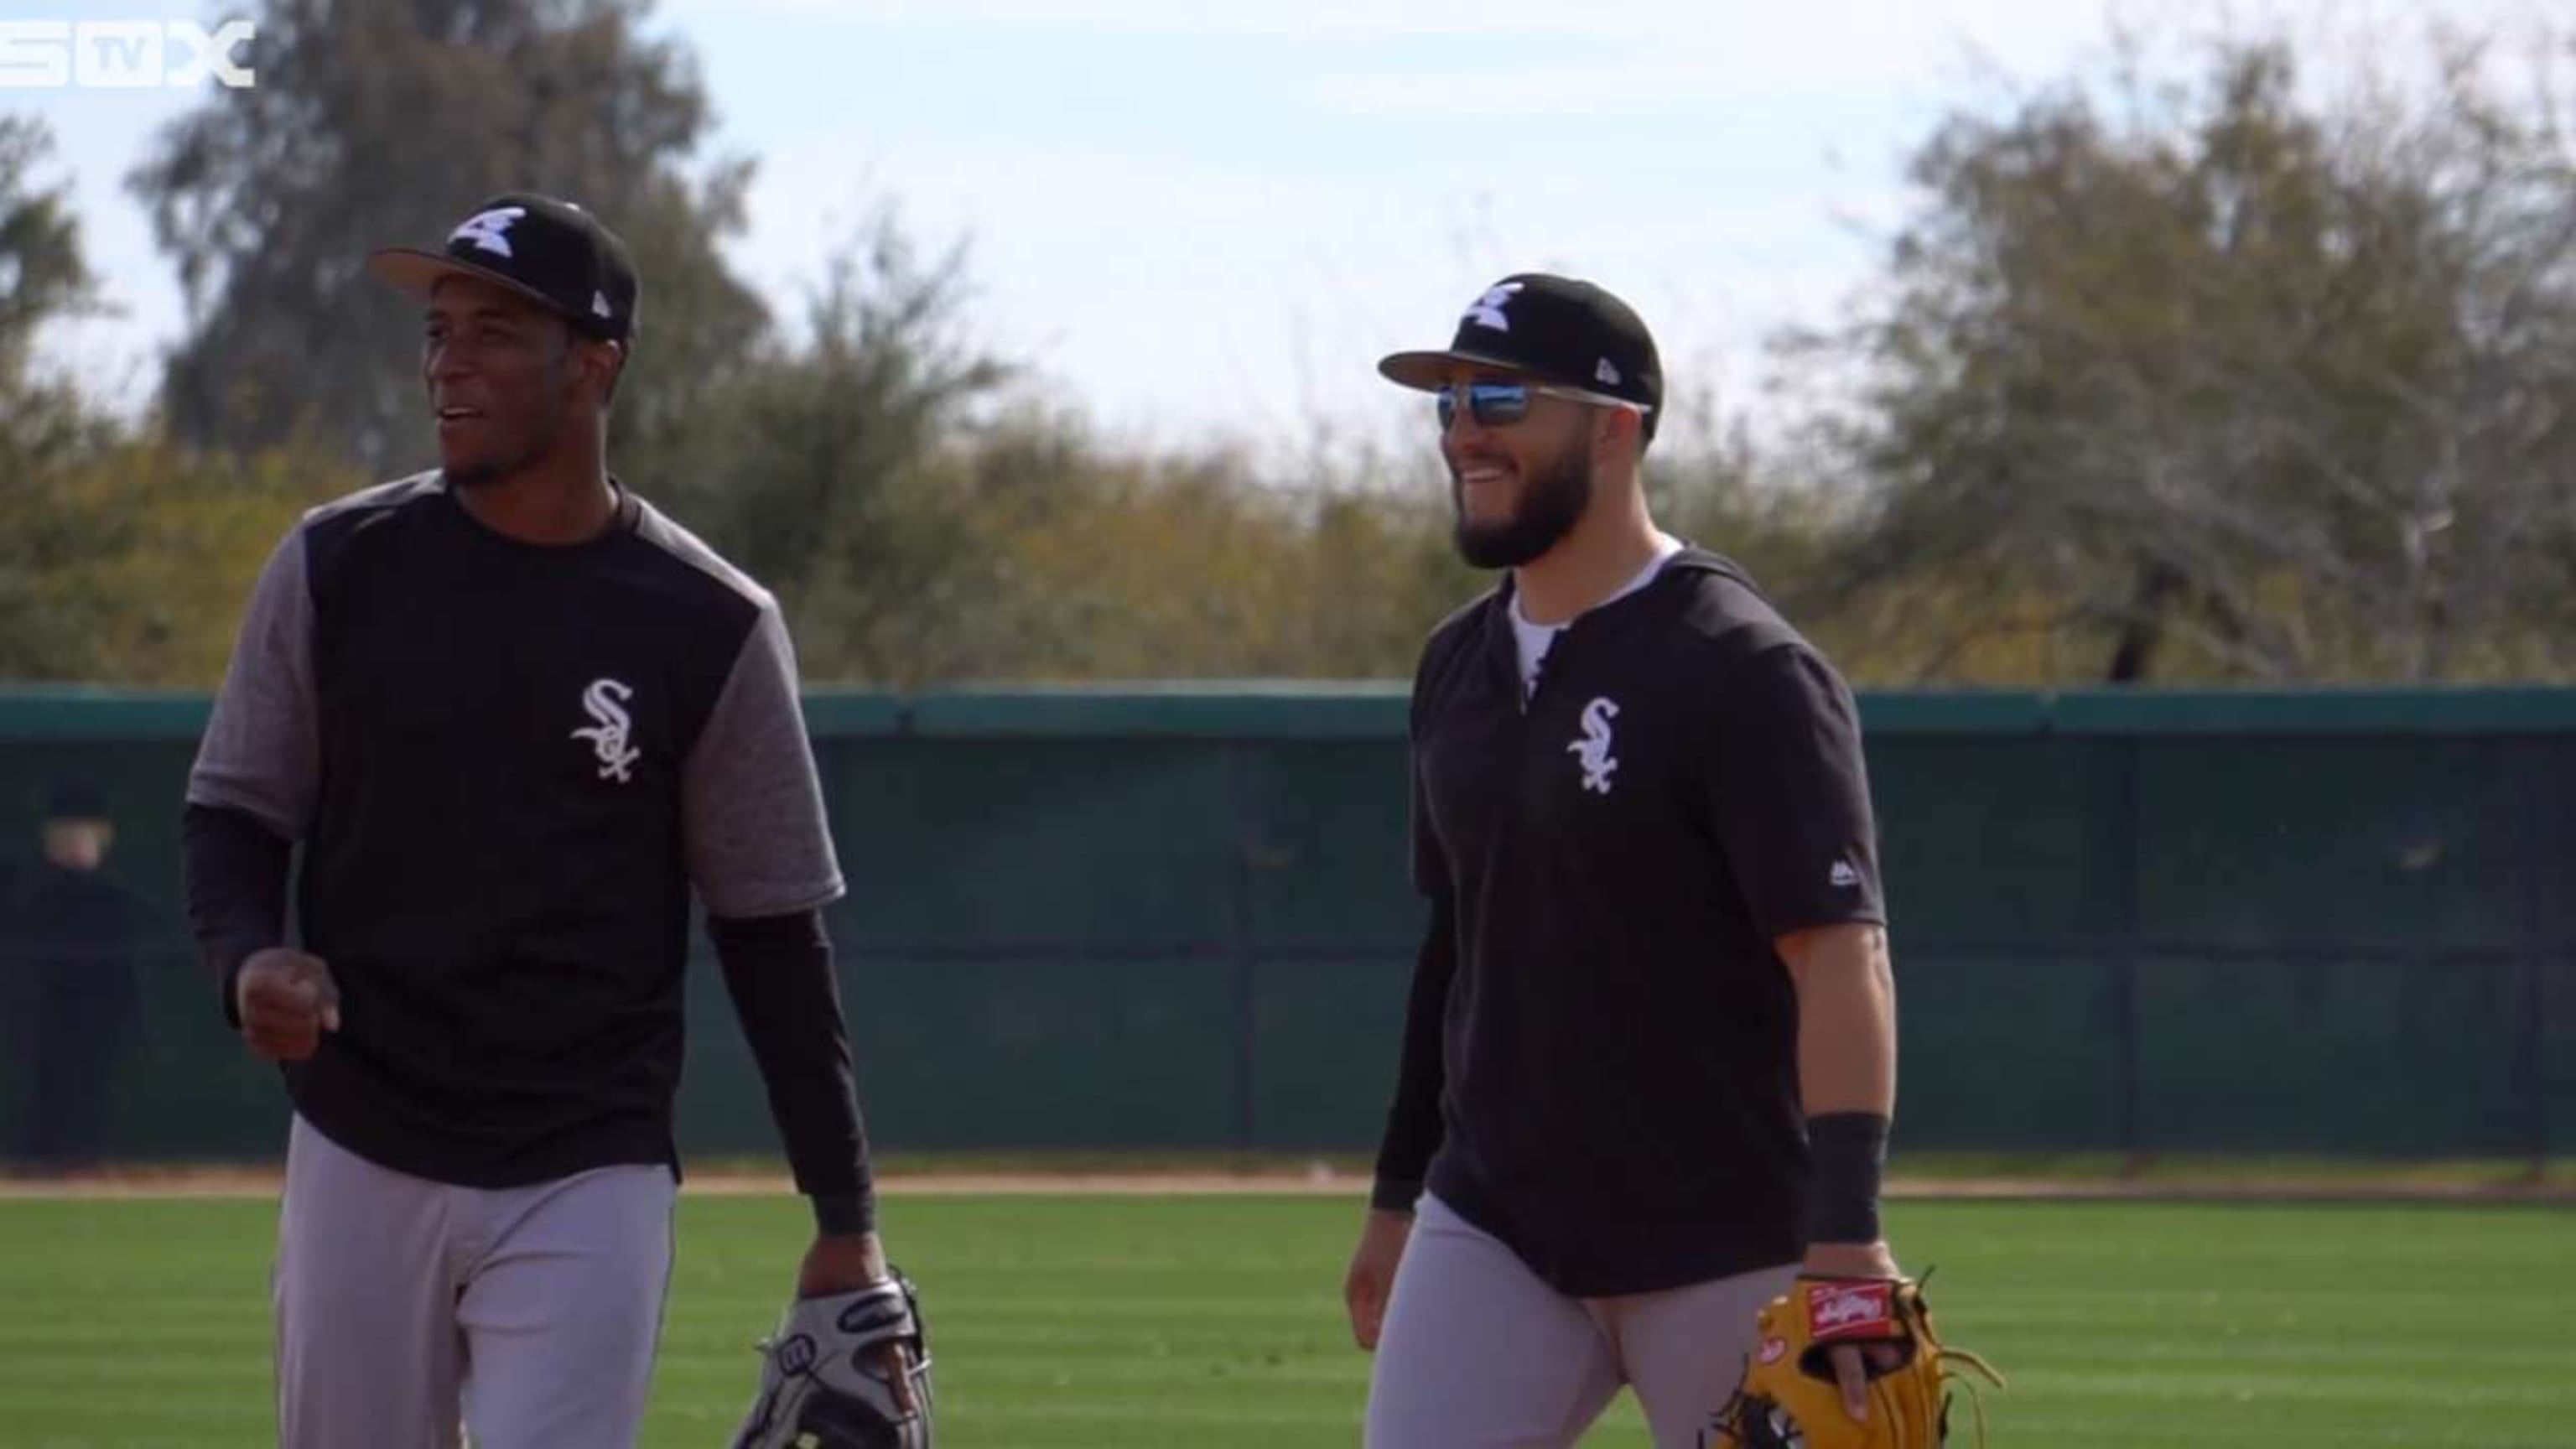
[1378,548,1888,1296]
[187,474,844,1187]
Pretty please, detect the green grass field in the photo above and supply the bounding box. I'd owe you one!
[0,1192,2569,1446]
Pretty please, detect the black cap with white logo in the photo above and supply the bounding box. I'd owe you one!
[368,192,640,343]
[1379,273,1661,430]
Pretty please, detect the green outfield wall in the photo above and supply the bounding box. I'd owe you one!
[3,685,2568,1168]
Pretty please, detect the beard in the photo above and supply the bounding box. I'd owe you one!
[1452,437,1592,569]
[437,359,575,490]
[441,455,508,490]
[439,403,564,491]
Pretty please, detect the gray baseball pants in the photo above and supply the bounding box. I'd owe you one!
[1365,1192,1798,1449]
[272,1114,677,1448]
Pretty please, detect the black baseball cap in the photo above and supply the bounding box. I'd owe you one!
[1379,273,1662,434]
[368,192,640,343]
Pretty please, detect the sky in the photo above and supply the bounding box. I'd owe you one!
[7,0,2563,452]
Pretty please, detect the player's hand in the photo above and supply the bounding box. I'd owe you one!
[796,1231,921,1415]
[1343,1208,1414,1351]
[1802,1239,1909,1422]
[235,948,340,1062]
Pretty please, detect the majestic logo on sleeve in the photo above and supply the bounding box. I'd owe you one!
[1462,282,1524,332]
[1567,697,1621,795]
[450,205,527,258]
[570,678,641,783]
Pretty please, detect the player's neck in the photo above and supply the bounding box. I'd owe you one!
[1513,486,1663,626]
[453,439,617,546]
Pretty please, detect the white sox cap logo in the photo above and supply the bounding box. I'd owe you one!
[571,678,641,783]
[450,205,527,259]
[1462,282,1523,333]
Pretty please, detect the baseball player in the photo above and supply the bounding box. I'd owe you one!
[1343,274,1905,1448]
[181,193,917,1449]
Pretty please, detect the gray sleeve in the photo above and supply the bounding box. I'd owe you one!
[187,529,319,840]
[684,604,846,919]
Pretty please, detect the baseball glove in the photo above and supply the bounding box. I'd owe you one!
[730,1275,934,1449]
[1708,1275,2002,1449]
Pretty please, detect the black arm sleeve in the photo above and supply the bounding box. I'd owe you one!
[1370,883,1456,1213]
[710,909,875,1236]
[182,802,292,1029]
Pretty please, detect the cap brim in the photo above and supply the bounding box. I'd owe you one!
[368,247,591,330]
[1376,348,1550,392]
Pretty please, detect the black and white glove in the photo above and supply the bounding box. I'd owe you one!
[730,1275,933,1449]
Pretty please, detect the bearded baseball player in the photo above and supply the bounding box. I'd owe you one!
[182,193,927,1448]
[1343,274,1908,1449]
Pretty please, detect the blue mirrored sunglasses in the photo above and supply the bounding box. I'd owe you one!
[1437,382,1535,429]
[1435,380,1646,430]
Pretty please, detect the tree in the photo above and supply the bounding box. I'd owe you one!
[917,429,1482,685]
[1798,26,2576,683]
[0,115,122,678]
[128,0,764,478]
[0,116,92,387]
[3,438,360,685]
[662,212,1018,686]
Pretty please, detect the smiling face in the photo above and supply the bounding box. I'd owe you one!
[420,275,615,488]
[1438,371,1606,570]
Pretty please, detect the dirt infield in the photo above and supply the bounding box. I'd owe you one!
[0,1166,1364,1200]
[6,1163,2571,1202]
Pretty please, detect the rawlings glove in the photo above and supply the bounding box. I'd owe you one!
[1709,1275,2002,1449]
[730,1274,934,1449]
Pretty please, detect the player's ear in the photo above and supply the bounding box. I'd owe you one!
[579,336,627,409]
[1593,405,1642,465]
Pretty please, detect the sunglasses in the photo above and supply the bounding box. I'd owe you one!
[1434,380,1649,430]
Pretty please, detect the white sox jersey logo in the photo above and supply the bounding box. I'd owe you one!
[450,205,527,258]
[1463,282,1523,332]
[571,678,641,782]
[1568,697,1620,795]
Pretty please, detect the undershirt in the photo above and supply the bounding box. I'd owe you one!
[1509,532,1685,696]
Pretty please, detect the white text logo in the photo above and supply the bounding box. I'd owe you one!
[0,20,255,90]
[1808,1282,1893,1335]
